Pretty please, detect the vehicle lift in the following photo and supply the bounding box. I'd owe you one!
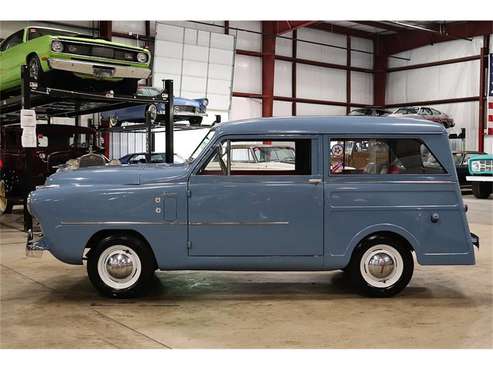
[0,65,175,230]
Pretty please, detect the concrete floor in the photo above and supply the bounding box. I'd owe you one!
[0,194,492,348]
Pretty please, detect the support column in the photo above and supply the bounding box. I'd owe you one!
[262,21,276,117]
[346,35,351,114]
[478,34,490,152]
[224,21,230,35]
[373,39,388,107]
[292,29,297,116]
[99,21,112,41]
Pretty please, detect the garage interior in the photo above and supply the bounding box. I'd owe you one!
[1,20,492,348]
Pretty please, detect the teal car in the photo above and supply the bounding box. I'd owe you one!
[0,26,151,96]
[467,154,493,199]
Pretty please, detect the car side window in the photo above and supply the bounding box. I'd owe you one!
[329,138,446,175]
[0,30,24,51]
[129,154,147,164]
[199,139,312,176]
[421,108,432,115]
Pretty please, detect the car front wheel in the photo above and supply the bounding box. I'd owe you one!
[0,180,13,215]
[27,55,45,84]
[347,236,414,298]
[87,234,156,298]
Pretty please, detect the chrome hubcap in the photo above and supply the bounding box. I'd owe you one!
[367,253,395,279]
[106,253,134,279]
[360,244,404,288]
[97,245,141,290]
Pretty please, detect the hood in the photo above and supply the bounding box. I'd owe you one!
[174,97,203,108]
[46,162,190,186]
[56,35,147,52]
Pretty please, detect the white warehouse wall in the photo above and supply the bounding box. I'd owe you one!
[386,36,486,150]
[230,24,374,118]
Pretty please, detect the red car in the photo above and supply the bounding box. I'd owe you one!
[389,106,454,128]
[0,123,99,214]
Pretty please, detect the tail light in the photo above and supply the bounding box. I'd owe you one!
[0,159,3,169]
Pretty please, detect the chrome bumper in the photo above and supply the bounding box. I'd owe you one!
[471,233,479,249]
[26,229,47,258]
[466,176,493,182]
[48,58,151,79]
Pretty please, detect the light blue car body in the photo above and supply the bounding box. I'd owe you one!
[28,116,476,270]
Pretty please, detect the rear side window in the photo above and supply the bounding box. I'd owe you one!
[329,138,446,175]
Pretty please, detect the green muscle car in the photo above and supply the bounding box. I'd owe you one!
[0,27,151,96]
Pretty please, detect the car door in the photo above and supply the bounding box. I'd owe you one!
[0,29,25,91]
[187,135,324,257]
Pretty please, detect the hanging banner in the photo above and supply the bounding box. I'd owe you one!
[488,53,493,135]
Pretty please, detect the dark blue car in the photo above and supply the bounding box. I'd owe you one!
[101,86,208,126]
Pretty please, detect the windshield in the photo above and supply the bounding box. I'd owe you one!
[188,129,216,161]
[452,153,464,165]
[349,109,368,116]
[27,27,81,40]
[395,107,418,114]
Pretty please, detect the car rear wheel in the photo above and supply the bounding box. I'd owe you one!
[347,235,414,298]
[472,182,492,199]
[87,234,156,298]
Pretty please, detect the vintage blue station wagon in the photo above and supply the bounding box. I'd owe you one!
[27,116,479,298]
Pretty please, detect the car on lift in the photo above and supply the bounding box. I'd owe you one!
[0,123,99,214]
[466,153,493,199]
[389,106,454,128]
[27,116,478,298]
[100,86,208,126]
[348,107,391,116]
[0,26,151,96]
[452,150,486,188]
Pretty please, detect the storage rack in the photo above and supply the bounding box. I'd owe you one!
[0,65,175,230]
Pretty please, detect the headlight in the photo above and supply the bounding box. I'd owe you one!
[471,161,480,172]
[136,52,148,63]
[51,40,64,53]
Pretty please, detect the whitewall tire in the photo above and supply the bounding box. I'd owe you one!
[347,236,414,298]
[87,234,156,298]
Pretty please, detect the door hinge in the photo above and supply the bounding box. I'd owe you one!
[187,189,192,198]
[187,241,192,249]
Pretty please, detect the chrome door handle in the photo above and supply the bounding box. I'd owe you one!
[308,178,322,185]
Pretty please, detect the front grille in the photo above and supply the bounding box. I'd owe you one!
[174,106,196,114]
[471,159,493,174]
[62,42,141,63]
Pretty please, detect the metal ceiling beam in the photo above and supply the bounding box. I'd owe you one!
[388,21,442,33]
[273,21,318,35]
[381,21,493,55]
[307,22,376,40]
[352,21,406,33]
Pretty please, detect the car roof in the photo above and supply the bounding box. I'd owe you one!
[214,116,446,136]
